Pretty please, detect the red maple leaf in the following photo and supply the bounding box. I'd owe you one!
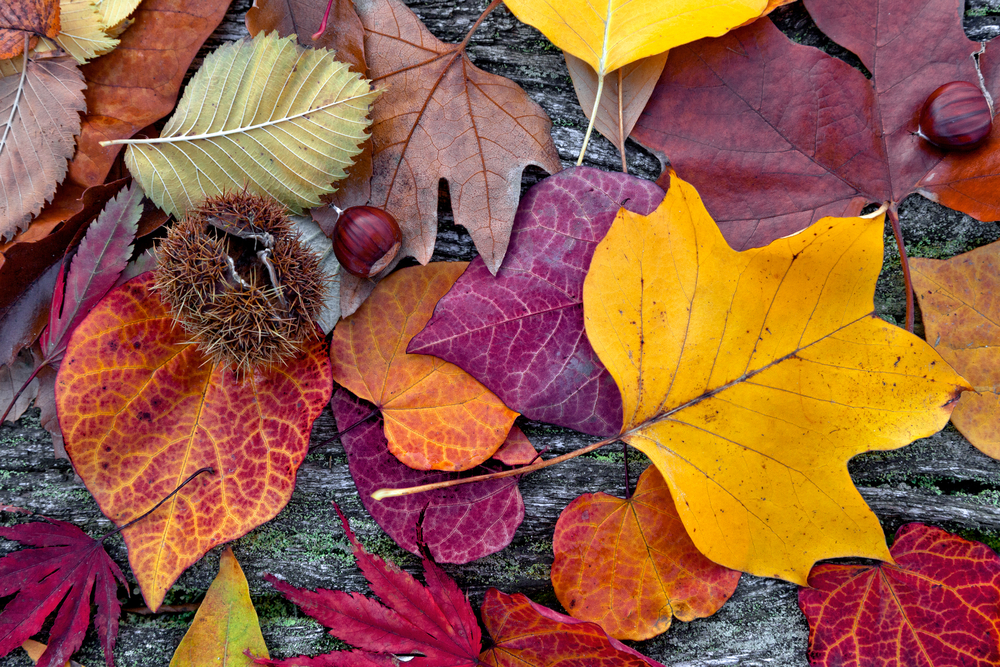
[0,516,127,667]
[259,503,666,666]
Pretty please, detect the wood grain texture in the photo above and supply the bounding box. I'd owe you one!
[3,1,1000,665]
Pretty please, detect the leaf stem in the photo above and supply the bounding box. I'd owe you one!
[309,408,379,451]
[0,359,49,426]
[617,68,627,173]
[0,35,28,158]
[371,435,618,500]
[887,205,914,332]
[459,0,503,51]
[100,467,215,541]
[622,440,631,499]
[311,0,336,41]
[577,72,605,166]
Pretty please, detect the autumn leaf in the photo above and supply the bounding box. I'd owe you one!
[501,0,767,161]
[479,589,666,667]
[0,515,127,667]
[0,1,60,59]
[112,32,378,218]
[911,243,1000,459]
[56,273,333,611]
[95,0,141,30]
[632,0,1000,250]
[260,502,482,667]
[244,0,373,213]
[261,502,665,667]
[40,181,141,361]
[582,172,968,583]
[69,0,230,190]
[353,0,562,278]
[331,262,518,472]
[410,166,664,437]
[0,53,86,241]
[0,0,228,317]
[799,523,1000,667]
[551,465,740,640]
[565,53,668,170]
[0,349,39,424]
[54,0,118,64]
[331,387,528,563]
[170,547,269,667]
[21,639,83,667]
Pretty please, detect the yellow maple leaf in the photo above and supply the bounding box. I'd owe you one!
[582,172,969,583]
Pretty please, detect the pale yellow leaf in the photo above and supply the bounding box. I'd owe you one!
[113,32,379,217]
[56,0,118,63]
[95,0,142,29]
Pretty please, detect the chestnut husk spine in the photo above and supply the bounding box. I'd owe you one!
[332,206,403,278]
[918,80,993,151]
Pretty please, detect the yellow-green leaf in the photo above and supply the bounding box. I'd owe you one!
[95,0,141,29]
[56,0,118,63]
[582,173,969,584]
[112,31,379,217]
[169,547,268,666]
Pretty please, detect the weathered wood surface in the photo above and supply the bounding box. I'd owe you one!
[4,1,1000,665]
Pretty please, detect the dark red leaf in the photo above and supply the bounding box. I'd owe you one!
[799,523,1000,666]
[40,182,142,361]
[331,386,525,563]
[0,517,127,667]
[409,166,664,437]
[263,502,481,667]
[632,0,1000,248]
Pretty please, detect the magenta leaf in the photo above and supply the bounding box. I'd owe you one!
[0,517,127,667]
[330,387,525,563]
[408,166,664,437]
[40,182,143,361]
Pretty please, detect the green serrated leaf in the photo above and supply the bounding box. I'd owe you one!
[112,32,379,217]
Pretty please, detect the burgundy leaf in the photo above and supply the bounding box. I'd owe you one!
[262,502,481,667]
[408,166,664,437]
[40,182,142,361]
[331,387,526,563]
[0,517,127,667]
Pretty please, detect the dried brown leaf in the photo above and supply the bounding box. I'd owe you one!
[0,1,60,59]
[0,54,85,242]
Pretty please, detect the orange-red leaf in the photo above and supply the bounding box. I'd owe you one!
[56,273,332,611]
[330,263,517,471]
[551,465,740,640]
[479,589,665,667]
[799,523,1000,667]
[912,245,1000,458]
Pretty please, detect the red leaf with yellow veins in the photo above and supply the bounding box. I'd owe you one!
[912,243,1000,459]
[799,523,1000,667]
[479,589,666,667]
[55,273,333,611]
[330,262,518,472]
[551,465,740,640]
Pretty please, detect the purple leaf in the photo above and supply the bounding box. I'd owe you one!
[409,166,664,437]
[331,388,525,564]
[41,182,143,360]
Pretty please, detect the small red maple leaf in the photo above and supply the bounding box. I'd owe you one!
[0,516,128,667]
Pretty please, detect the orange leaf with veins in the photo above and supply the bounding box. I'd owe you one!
[56,274,332,611]
[330,262,518,471]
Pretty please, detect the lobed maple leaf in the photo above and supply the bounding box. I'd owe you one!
[0,515,127,667]
[259,503,666,667]
[799,523,1000,667]
[582,171,968,582]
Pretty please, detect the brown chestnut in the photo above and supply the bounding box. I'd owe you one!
[332,206,403,278]
[918,81,993,150]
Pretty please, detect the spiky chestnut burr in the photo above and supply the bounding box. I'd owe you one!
[154,192,328,375]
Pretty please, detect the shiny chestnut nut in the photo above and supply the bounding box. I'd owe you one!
[918,81,993,150]
[332,206,403,278]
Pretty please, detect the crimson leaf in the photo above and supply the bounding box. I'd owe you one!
[0,516,127,667]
